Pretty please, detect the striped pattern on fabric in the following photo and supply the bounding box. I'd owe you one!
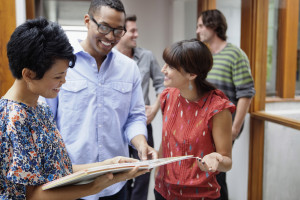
[207,43,255,105]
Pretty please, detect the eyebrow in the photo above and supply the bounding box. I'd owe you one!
[97,21,124,29]
[54,71,66,75]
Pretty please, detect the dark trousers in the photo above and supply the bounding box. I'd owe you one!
[216,172,228,200]
[98,184,127,200]
[126,124,154,200]
[154,189,165,200]
[216,122,245,200]
[77,183,127,200]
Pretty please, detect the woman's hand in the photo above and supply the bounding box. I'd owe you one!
[197,152,223,172]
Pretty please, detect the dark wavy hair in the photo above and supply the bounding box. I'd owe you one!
[200,9,227,41]
[125,14,137,23]
[7,17,76,80]
[88,0,126,16]
[163,38,216,94]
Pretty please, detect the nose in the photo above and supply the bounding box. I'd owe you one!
[196,27,200,34]
[61,75,66,84]
[161,64,167,73]
[105,30,115,40]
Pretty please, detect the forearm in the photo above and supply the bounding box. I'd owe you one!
[153,94,161,114]
[232,97,252,133]
[26,182,96,200]
[131,135,148,150]
[217,155,232,172]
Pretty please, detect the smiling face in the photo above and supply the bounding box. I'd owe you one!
[196,16,215,44]
[119,20,138,49]
[161,63,190,90]
[84,6,125,59]
[28,59,69,99]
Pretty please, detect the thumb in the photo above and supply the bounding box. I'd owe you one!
[216,154,224,163]
[140,147,148,161]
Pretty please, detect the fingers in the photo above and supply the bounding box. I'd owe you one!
[111,167,149,184]
[111,156,139,164]
[147,147,158,159]
[197,156,221,172]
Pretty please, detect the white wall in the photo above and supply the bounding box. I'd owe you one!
[15,0,26,26]
[263,102,300,200]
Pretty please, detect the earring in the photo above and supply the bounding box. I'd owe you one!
[189,80,193,90]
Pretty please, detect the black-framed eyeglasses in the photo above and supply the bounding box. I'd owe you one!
[90,16,126,38]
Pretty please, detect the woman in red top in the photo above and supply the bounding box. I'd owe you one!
[154,39,235,200]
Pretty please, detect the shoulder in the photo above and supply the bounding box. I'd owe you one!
[0,99,28,122]
[225,43,249,60]
[112,48,137,66]
[208,89,236,114]
[160,88,179,102]
[134,47,154,58]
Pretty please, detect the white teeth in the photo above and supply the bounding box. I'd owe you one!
[101,41,111,46]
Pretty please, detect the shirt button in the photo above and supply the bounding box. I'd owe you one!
[98,124,102,128]
[98,104,102,107]
[92,63,96,67]
[98,83,102,86]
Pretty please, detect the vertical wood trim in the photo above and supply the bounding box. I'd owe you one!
[26,0,35,19]
[241,0,269,199]
[0,0,16,97]
[276,0,299,98]
[197,0,216,16]
[248,117,265,199]
[241,0,268,112]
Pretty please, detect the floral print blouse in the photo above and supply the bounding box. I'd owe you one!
[0,99,72,199]
[155,88,235,200]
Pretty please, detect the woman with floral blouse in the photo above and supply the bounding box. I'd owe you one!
[0,17,147,200]
[154,39,235,200]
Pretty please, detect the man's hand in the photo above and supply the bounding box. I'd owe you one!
[232,126,240,141]
[145,105,157,124]
[131,135,158,160]
[145,94,161,124]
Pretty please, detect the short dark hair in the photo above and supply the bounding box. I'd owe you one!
[163,38,216,94]
[200,9,227,41]
[7,17,76,80]
[125,14,137,23]
[88,0,126,16]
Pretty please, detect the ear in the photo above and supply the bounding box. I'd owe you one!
[22,68,36,83]
[84,14,91,29]
[188,73,197,81]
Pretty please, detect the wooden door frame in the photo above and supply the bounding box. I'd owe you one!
[0,1,16,96]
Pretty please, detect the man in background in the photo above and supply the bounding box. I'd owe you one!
[196,9,255,200]
[116,14,165,200]
[45,1,157,199]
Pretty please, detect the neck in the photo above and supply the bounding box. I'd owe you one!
[116,45,133,58]
[179,82,201,102]
[4,80,39,107]
[207,37,227,54]
[80,39,106,70]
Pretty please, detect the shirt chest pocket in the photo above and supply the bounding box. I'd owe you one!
[60,80,88,110]
[110,82,133,111]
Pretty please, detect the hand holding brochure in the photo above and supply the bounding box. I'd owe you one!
[42,155,194,190]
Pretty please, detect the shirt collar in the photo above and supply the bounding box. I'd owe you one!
[133,47,142,60]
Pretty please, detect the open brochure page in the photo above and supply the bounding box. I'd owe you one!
[42,155,194,190]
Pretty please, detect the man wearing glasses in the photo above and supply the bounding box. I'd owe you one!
[45,0,157,200]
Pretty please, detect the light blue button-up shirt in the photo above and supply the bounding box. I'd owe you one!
[45,39,147,199]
